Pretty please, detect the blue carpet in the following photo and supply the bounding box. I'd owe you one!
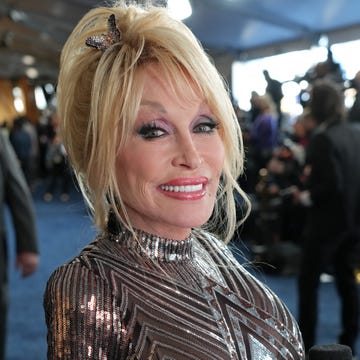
[4,185,360,359]
[5,186,95,360]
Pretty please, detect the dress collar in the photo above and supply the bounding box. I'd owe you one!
[108,225,194,262]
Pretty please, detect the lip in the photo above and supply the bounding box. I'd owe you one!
[158,177,208,200]
[161,177,208,187]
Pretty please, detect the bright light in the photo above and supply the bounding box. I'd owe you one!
[318,34,329,48]
[14,98,25,113]
[282,81,301,98]
[232,39,360,122]
[34,86,47,110]
[167,0,192,20]
[299,80,309,90]
[331,39,360,79]
[12,86,25,113]
[12,86,22,98]
[22,55,35,65]
[44,83,55,94]
[281,82,303,118]
[344,88,356,109]
[26,67,39,79]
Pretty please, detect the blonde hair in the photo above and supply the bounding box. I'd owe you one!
[57,1,250,243]
[257,94,277,116]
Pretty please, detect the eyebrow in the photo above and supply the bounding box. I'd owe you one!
[140,100,167,113]
[140,99,210,114]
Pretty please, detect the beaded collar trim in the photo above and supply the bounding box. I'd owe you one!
[109,227,195,263]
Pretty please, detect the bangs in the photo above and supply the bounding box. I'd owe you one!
[156,59,207,107]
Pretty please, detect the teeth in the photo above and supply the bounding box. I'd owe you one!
[161,184,203,192]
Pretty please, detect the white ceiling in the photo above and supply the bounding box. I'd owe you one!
[1,0,359,84]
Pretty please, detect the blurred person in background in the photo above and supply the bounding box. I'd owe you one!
[9,116,32,185]
[263,69,283,128]
[248,94,279,176]
[0,132,39,360]
[43,133,72,202]
[295,80,360,356]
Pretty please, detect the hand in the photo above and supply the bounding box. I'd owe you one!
[16,252,39,277]
[298,190,312,207]
[292,188,312,207]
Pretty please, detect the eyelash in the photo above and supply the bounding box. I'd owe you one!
[193,120,220,134]
[138,124,165,140]
[137,117,220,140]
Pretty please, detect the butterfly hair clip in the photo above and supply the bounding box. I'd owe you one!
[85,14,121,51]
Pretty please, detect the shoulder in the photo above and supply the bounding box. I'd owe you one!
[44,258,96,303]
[43,249,118,325]
[194,230,236,264]
[44,240,109,301]
[194,230,256,285]
[46,258,87,287]
[195,230,296,314]
[44,244,124,359]
[44,235,134,302]
[327,122,360,139]
[307,130,332,156]
[310,123,359,152]
[195,230,250,266]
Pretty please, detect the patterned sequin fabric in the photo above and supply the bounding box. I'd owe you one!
[44,229,305,359]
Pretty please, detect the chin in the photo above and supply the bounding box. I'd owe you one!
[174,215,211,230]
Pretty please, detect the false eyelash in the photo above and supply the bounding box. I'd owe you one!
[137,122,167,139]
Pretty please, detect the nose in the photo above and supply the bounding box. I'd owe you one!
[172,134,202,169]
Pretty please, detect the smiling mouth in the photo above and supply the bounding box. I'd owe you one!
[160,184,203,193]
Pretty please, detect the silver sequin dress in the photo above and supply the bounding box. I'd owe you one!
[44,228,305,359]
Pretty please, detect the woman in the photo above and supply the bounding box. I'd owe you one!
[44,2,304,359]
[297,80,360,355]
[249,94,279,171]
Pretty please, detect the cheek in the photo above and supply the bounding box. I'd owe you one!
[116,150,156,199]
[116,167,148,206]
[116,152,138,199]
[210,139,225,175]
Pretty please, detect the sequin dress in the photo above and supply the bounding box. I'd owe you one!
[44,228,305,359]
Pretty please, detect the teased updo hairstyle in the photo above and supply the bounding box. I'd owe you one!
[57,1,250,243]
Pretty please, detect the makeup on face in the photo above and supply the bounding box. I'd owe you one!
[115,64,225,238]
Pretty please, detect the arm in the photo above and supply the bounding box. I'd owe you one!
[44,261,123,359]
[0,134,38,275]
[306,133,340,206]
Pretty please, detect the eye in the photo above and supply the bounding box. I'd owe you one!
[137,122,167,140]
[193,117,220,134]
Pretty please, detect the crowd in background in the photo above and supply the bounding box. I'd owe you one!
[1,108,74,203]
[0,46,359,357]
[234,50,360,273]
[233,50,360,353]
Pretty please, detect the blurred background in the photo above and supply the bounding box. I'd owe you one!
[1,0,360,121]
[1,0,360,358]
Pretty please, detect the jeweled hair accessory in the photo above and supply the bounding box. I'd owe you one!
[85,14,121,51]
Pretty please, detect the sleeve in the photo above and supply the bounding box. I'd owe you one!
[44,261,123,359]
[307,133,340,206]
[0,133,38,254]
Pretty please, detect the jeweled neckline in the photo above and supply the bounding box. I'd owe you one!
[108,227,195,263]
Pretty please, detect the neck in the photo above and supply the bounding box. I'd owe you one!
[109,226,195,262]
[107,210,191,241]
